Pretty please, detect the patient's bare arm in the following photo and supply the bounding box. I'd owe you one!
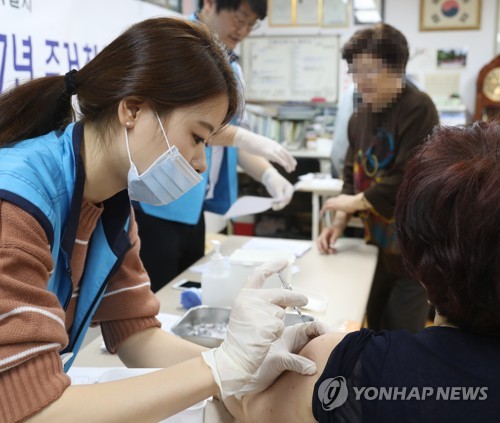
[225,332,347,423]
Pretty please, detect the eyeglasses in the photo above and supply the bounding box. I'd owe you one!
[349,66,386,80]
[232,9,261,32]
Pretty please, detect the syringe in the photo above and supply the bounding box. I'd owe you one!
[277,272,307,324]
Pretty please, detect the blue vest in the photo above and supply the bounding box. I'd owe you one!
[137,13,240,224]
[0,123,132,371]
[203,145,239,215]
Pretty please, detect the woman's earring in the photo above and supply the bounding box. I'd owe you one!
[125,121,132,127]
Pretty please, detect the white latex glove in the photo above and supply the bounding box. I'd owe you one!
[233,127,297,173]
[235,321,332,399]
[202,259,308,399]
[261,167,294,210]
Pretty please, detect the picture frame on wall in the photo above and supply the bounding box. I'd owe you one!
[141,0,181,12]
[269,0,294,26]
[420,0,481,31]
[296,0,319,26]
[322,0,350,27]
[269,0,320,26]
[269,0,351,28]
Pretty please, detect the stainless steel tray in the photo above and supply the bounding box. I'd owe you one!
[171,305,314,348]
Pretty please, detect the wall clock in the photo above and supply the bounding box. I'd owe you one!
[475,55,500,121]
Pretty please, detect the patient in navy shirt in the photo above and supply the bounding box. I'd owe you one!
[224,122,500,423]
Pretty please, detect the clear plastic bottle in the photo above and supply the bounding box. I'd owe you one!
[201,240,234,307]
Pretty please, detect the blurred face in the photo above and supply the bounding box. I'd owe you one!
[201,0,260,50]
[128,94,229,176]
[349,53,404,112]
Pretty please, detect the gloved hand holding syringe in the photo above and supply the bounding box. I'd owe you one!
[277,271,307,324]
[202,259,330,400]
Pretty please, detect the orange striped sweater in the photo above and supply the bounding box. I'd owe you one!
[0,199,161,422]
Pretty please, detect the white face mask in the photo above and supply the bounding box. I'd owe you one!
[125,113,203,206]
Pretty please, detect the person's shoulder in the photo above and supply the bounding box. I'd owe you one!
[396,84,438,127]
[0,127,59,153]
[335,328,383,358]
[186,12,198,23]
[337,329,425,359]
[3,125,74,177]
[360,329,419,359]
[375,326,496,357]
[0,124,77,222]
[417,326,500,348]
[402,83,436,110]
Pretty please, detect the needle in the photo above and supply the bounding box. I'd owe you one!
[277,272,307,324]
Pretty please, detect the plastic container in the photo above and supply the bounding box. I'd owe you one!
[201,240,233,307]
[233,215,255,236]
[98,368,207,423]
[202,245,295,308]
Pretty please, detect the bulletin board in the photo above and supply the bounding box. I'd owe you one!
[241,36,340,103]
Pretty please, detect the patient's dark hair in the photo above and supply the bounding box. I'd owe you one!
[395,121,500,336]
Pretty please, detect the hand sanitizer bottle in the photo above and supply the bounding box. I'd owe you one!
[201,240,232,307]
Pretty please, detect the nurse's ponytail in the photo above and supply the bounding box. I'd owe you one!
[0,74,75,146]
[0,17,241,147]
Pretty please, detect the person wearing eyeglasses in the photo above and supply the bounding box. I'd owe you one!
[134,0,298,293]
[197,0,263,46]
[317,24,439,333]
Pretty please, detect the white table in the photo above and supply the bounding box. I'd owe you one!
[74,236,378,422]
[294,177,343,240]
[289,148,332,174]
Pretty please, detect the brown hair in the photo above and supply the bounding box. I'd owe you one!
[0,17,241,146]
[342,23,409,72]
[395,122,500,336]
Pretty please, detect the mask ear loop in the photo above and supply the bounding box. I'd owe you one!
[155,112,173,151]
[124,127,137,171]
